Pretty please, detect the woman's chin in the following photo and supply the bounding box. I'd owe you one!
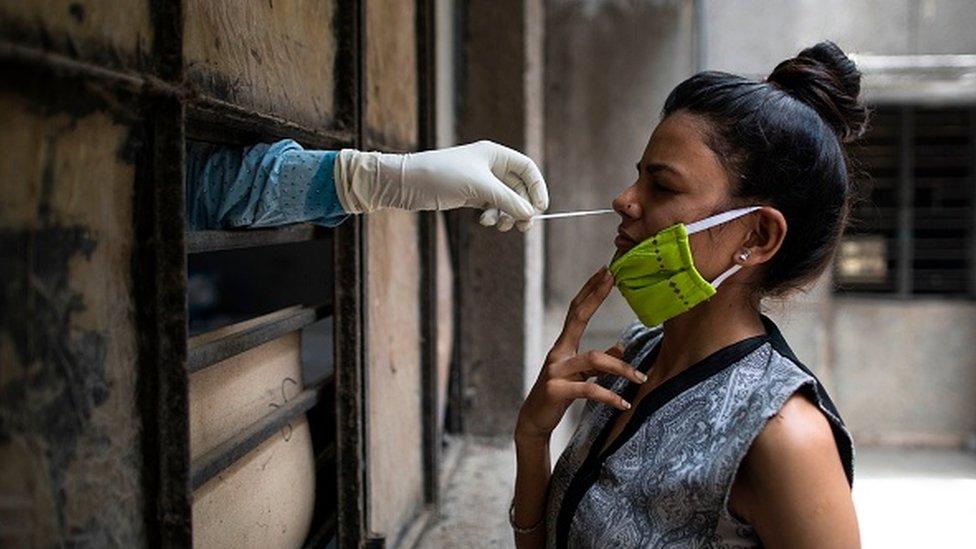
[614,234,636,252]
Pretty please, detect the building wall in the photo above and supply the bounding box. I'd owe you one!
[457,0,548,438]
[1,0,435,545]
[544,0,697,350]
[703,0,976,75]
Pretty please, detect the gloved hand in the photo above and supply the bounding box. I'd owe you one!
[333,140,549,232]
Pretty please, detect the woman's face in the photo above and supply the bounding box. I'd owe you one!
[612,112,750,280]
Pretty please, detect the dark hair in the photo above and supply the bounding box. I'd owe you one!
[663,41,868,296]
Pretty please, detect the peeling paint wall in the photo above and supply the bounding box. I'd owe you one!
[0,89,144,546]
[184,0,339,133]
[0,0,153,69]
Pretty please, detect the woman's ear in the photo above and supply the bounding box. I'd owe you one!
[740,207,787,265]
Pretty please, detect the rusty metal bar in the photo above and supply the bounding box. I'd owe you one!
[416,0,441,508]
[139,0,192,544]
[302,511,338,549]
[186,98,355,151]
[0,40,183,97]
[334,0,368,544]
[187,224,329,254]
[187,305,330,372]
[897,107,915,296]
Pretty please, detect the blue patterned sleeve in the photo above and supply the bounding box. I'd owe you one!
[186,139,350,230]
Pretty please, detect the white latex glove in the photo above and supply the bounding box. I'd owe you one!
[333,140,549,232]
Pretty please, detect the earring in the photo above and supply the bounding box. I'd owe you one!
[737,249,751,263]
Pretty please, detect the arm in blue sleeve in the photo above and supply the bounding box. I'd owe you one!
[186,139,350,230]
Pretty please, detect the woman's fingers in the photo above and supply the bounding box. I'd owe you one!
[555,268,615,352]
[571,267,611,307]
[550,379,631,411]
[563,350,646,385]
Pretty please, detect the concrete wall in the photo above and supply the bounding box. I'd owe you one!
[457,0,547,437]
[544,0,976,446]
[544,0,697,350]
[702,0,976,75]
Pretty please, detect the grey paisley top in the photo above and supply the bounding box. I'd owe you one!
[545,315,854,548]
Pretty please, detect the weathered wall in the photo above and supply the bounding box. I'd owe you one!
[362,0,425,542]
[363,0,418,152]
[365,211,424,541]
[0,88,144,546]
[0,0,153,69]
[830,300,976,444]
[457,0,547,437]
[183,0,339,133]
[1,0,432,546]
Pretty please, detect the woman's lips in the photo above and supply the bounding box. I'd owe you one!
[614,228,637,251]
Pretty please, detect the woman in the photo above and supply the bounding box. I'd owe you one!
[512,42,863,548]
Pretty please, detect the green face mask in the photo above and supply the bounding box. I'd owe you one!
[608,206,760,327]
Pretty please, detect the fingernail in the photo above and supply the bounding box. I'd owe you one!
[603,269,612,281]
[636,371,648,383]
[621,400,631,410]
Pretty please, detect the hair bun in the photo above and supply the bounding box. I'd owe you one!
[766,41,868,143]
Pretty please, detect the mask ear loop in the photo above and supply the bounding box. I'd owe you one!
[685,206,762,235]
[711,264,742,288]
[684,207,761,288]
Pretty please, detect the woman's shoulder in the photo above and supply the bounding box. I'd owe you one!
[731,392,858,543]
[749,392,838,461]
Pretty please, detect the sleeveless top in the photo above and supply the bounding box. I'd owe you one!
[545,315,854,548]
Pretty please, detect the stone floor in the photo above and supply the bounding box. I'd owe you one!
[414,440,976,548]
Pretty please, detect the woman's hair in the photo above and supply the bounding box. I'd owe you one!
[662,41,868,296]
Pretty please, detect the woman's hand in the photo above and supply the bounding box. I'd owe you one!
[516,267,647,441]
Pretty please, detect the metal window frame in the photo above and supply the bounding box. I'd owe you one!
[187,305,331,373]
[896,106,915,297]
[0,1,435,546]
[155,1,366,547]
[838,104,976,299]
[417,0,442,510]
[187,224,325,254]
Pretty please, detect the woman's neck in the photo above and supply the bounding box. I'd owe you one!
[653,284,766,381]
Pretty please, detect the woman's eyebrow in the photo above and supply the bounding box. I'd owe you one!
[643,162,683,177]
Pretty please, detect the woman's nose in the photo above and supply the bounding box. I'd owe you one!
[612,185,642,219]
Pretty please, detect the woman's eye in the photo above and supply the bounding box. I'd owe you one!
[653,181,676,194]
